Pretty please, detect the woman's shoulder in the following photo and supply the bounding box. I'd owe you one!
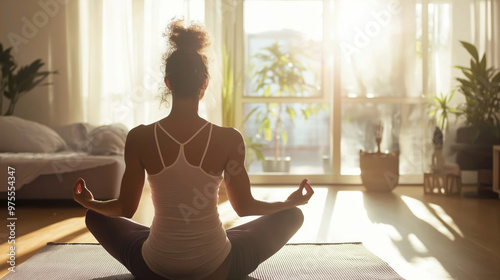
[129,123,150,133]
[211,124,243,141]
[125,123,153,142]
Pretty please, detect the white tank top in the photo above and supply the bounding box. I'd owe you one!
[141,121,231,280]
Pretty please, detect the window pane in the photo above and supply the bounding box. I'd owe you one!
[244,0,323,97]
[338,0,420,98]
[243,103,331,174]
[341,102,425,175]
[427,3,453,96]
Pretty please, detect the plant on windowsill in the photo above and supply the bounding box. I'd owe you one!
[248,42,320,172]
[0,43,57,116]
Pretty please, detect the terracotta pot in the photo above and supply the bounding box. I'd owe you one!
[359,150,399,192]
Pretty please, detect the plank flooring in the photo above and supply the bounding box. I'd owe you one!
[1,185,499,280]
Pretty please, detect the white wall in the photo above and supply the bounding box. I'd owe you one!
[0,0,82,126]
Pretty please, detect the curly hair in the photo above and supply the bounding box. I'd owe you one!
[161,19,211,103]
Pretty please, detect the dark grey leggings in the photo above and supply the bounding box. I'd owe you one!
[85,207,304,280]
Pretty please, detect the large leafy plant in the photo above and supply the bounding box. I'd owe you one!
[0,43,57,116]
[455,41,500,137]
[248,42,319,161]
[427,41,500,138]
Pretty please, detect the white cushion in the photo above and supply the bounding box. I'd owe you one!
[86,124,128,155]
[0,116,67,153]
[53,123,93,151]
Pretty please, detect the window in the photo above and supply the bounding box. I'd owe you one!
[237,0,451,184]
[241,0,330,180]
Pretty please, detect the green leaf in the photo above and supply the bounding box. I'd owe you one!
[242,107,259,125]
[457,78,474,90]
[263,85,271,97]
[286,106,296,123]
[492,71,500,84]
[480,53,487,72]
[281,130,288,146]
[264,126,272,142]
[460,41,479,62]
[461,68,474,81]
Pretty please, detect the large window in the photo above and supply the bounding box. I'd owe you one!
[241,0,330,180]
[237,0,455,184]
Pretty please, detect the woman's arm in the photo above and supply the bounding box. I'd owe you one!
[223,129,313,217]
[73,126,145,218]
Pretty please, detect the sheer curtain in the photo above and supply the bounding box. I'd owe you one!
[427,0,499,98]
[78,0,220,129]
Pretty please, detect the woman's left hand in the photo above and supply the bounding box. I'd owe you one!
[73,178,95,208]
[285,179,314,206]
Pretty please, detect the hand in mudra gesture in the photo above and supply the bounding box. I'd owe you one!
[286,179,314,206]
[73,178,95,208]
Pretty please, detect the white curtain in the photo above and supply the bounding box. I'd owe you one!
[205,0,244,127]
[427,0,500,98]
[78,0,221,129]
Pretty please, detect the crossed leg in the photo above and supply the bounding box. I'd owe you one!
[226,207,304,279]
[84,210,166,280]
[85,207,304,280]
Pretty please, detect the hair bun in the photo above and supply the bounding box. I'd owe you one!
[168,19,210,53]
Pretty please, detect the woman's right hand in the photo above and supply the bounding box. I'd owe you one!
[73,178,95,208]
[285,179,314,207]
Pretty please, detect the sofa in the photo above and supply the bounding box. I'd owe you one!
[0,116,127,200]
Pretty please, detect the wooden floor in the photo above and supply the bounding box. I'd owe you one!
[1,185,499,280]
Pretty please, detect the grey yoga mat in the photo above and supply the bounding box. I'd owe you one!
[3,242,404,280]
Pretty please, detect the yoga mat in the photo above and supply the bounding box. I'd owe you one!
[3,243,404,280]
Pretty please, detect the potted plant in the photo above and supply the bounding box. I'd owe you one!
[247,42,320,172]
[425,41,500,198]
[359,123,400,192]
[1,43,57,116]
[450,41,500,171]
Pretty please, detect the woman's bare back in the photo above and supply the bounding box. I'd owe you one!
[133,117,240,178]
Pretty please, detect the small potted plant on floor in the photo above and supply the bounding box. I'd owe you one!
[359,123,399,191]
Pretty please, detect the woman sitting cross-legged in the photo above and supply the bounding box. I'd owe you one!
[73,19,314,280]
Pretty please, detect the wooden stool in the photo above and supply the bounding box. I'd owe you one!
[424,173,462,195]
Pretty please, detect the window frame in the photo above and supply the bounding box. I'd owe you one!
[235,0,428,185]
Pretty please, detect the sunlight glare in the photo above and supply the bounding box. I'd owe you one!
[379,223,403,242]
[401,196,457,241]
[331,191,371,241]
[5,217,87,247]
[408,233,428,254]
[244,1,323,41]
[428,203,464,238]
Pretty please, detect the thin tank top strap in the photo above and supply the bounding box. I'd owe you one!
[199,124,213,167]
[157,121,209,145]
[154,123,166,168]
